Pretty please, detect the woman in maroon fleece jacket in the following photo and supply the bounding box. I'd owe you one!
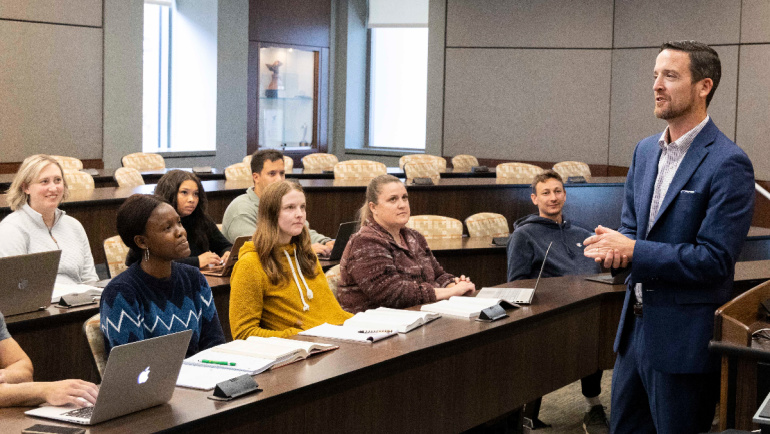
[337,175,475,313]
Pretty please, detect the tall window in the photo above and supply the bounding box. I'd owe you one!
[368,28,428,150]
[143,0,218,153]
[367,0,429,150]
[143,3,171,151]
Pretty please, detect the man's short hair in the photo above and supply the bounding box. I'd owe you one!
[250,149,284,175]
[660,40,721,107]
[531,170,564,194]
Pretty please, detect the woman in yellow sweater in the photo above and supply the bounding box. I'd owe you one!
[229,181,352,338]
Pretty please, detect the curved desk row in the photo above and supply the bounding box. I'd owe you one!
[0,177,628,263]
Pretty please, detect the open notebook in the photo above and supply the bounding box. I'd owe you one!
[176,337,338,390]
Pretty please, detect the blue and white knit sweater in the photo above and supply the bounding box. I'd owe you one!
[100,261,225,357]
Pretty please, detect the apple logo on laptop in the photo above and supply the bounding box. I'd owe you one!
[137,367,150,384]
[17,279,28,290]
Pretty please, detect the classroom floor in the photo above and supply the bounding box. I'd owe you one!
[533,369,612,433]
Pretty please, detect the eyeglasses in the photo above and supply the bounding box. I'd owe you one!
[752,328,770,341]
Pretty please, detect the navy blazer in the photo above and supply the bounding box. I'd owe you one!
[614,119,755,374]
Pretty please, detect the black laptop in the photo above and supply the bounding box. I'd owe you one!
[318,221,358,261]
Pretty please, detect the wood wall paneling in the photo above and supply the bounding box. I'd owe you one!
[249,0,330,47]
[0,0,102,27]
[0,20,103,162]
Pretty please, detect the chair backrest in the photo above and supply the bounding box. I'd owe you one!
[114,167,145,188]
[283,155,294,171]
[83,313,107,380]
[465,212,510,237]
[224,162,252,181]
[451,154,479,172]
[242,155,252,165]
[333,160,387,181]
[496,162,545,184]
[325,264,342,300]
[404,162,440,183]
[104,235,130,278]
[302,153,339,170]
[552,161,592,181]
[122,152,166,171]
[63,169,94,190]
[405,215,463,240]
[51,155,83,171]
[399,154,447,173]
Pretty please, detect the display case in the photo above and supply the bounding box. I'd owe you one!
[253,43,326,152]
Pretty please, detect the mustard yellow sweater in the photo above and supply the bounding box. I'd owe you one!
[230,242,352,339]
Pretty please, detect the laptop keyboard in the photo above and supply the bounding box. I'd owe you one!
[63,406,93,420]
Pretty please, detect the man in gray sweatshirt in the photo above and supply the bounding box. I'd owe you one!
[506,170,607,433]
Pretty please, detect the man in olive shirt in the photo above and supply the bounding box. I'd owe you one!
[221,150,334,255]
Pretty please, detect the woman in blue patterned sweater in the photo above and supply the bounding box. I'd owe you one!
[99,194,225,357]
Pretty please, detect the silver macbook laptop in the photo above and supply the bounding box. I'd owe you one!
[0,250,61,317]
[479,242,552,305]
[26,329,192,425]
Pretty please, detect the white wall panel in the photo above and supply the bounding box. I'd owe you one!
[0,0,102,27]
[446,0,613,48]
[0,20,102,161]
[443,48,611,163]
[614,0,740,48]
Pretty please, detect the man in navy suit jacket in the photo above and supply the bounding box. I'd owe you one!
[583,41,755,433]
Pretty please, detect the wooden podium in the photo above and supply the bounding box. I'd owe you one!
[712,279,770,430]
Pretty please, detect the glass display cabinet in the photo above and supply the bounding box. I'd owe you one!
[256,43,323,151]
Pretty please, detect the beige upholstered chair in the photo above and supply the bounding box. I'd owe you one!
[121,152,166,171]
[333,160,387,181]
[83,314,107,379]
[302,153,339,170]
[51,155,83,171]
[225,162,252,181]
[325,264,342,299]
[283,155,294,171]
[242,155,252,165]
[406,215,463,240]
[404,162,440,184]
[465,212,510,237]
[104,235,130,278]
[552,161,592,182]
[399,154,447,173]
[114,167,145,188]
[451,154,479,172]
[63,169,94,190]
[496,162,545,184]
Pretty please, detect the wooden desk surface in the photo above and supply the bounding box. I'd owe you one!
[0,275,626,433]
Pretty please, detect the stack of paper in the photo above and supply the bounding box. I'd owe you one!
[51,283,102,303]
[299,323,397,344]
[343,307,441,333]
[420,296,517,318]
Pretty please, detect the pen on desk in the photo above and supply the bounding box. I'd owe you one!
[357,330,392,334]
[201,359,236,366]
